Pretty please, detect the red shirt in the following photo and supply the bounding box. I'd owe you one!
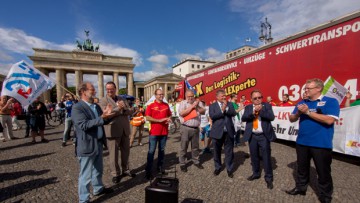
[268,101,277,106]
[243,100,252,106]
[278,101,293,106]
[145,101,172,136]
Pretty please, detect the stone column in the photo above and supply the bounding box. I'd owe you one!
[55,69,64,102]
[113,72,119,94]
[135,85,139,99]
[98,71,104,98]
[39,68,51,102]
[75,70,83,97]
[146,86,149,101]
[127,73,134,96]
[164,83,168,101]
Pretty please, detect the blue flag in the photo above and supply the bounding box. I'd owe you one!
[185,80,197,96]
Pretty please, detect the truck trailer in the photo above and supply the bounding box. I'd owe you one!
[174,11,360,106]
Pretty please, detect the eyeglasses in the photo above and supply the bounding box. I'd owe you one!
[252,96,263,100]
[304,87,317,91]
[156,94,164,96]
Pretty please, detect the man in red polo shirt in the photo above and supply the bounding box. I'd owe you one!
[278,94,293,106]
[144,89,172,180]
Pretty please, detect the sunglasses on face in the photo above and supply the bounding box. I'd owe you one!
[252,96,263,100]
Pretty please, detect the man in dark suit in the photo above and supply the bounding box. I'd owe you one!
[242,89,276,189]
[209,89,237,178]
[72,82,114,203]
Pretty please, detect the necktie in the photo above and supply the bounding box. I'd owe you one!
[253,111,259,130]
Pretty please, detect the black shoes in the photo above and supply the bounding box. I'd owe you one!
[213,169,221,176]
[41,138,49,143]
[94,187,114,196]
[266,181,273,189]
[112,176,121,184]
[157,167,166,174]
[61,142,66,147]
[285,187,306,196]
[144,173,153,180]
[227,171,234,178]
[122,171,136,178]
[194,163,204,169]
[247,175,260,181]
[180,165,187,172]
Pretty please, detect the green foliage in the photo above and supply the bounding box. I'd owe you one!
[118,88,127,95]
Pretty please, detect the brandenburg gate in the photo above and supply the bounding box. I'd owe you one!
[29,48,135,102]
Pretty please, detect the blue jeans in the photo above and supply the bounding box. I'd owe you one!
[63,117,73,142]
[145,135,167,174]
[78,144,104,203]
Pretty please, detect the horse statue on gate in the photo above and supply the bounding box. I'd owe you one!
[75,30,100,52]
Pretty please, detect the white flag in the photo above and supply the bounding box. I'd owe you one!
[1,61,55,106]
[322,76,347,104]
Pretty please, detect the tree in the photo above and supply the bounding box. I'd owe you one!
[118,88,127,95]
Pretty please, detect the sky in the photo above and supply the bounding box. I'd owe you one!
[0,0,359,90]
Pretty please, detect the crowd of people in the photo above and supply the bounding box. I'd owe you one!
[1,77,358,203]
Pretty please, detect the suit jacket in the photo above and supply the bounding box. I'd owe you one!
[72,100,106,157]
[209,102,237,139]
[99,96,133,138]
[242,102,276,142]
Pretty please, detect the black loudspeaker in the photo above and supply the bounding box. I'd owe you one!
[145,177,179,203]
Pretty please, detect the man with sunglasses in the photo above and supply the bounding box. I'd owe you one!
[287,78,339,203]
[242,90,276,189]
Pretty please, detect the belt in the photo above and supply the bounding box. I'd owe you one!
[182,124,198,130]
[252,132,264,136]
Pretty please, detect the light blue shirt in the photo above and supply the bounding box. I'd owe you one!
[84,101,103,139]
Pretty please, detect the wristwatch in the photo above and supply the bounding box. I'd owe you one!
[306,110,311,115]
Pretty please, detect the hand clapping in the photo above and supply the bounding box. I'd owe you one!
[101,104,115,119]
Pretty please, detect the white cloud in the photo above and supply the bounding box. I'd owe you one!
[229,0,360,42]
[174,47,225,63]
[146,54,172,76]
[98,43,143,67]
[0,50,13,61]
[0,63,12,76]
[0,28,51,54]
[134,71,159,82]
[0,27,143,67]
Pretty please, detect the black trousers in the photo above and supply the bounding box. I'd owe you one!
[248,134,273,182]
[296,144,333,200]
[212,132,234,172]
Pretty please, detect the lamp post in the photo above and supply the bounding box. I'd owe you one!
[259,17,273,45]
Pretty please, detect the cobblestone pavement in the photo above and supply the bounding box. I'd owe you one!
[1,122,359,203]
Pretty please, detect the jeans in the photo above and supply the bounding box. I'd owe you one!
[145,135,167,174]
[78,144,104,203]
[63,117,73,142]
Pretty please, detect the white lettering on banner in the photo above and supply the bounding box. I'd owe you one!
[275,21,360,55]
[208,62,237,75]
[277,79,358,102]
[272,106,360,157]
[1,61,55,106]
[243,52,265,64]
[187,72,205,80]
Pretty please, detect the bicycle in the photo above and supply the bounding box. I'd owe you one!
[47,109,66,127]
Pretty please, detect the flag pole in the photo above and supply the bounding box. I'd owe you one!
[54,81,79,100]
